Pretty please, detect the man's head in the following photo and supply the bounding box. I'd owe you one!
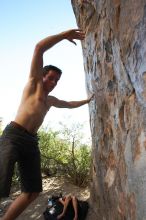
[42,65,62,93]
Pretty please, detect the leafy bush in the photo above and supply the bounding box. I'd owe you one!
[39,122,91,187]
[39,128,70,175]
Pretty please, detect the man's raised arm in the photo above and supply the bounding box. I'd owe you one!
[29,29,85,80]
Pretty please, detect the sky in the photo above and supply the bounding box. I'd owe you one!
[0,0,91,140]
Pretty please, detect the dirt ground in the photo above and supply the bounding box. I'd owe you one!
[0,176,97,220]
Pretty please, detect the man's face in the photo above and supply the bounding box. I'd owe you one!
[43,70,61,93]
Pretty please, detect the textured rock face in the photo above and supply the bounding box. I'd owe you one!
[71,1,146,219]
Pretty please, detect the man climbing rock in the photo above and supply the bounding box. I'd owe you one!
[0,29,93,220]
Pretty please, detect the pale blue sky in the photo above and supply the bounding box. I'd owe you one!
[0,0,90,138]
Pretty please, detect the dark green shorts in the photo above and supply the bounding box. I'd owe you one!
[0,122,42,198]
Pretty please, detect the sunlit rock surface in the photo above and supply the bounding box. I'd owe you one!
[72,1,146,219]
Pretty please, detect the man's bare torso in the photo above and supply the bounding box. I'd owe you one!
[13,30,87,135]
[14,79,51,134]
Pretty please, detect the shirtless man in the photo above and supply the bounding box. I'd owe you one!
[0,29,92,220]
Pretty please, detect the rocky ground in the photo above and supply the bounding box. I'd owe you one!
[0,176,97,219]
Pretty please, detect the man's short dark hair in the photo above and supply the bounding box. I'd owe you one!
[43,65,62,77]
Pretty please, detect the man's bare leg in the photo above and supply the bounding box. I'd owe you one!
[2,192,39,220]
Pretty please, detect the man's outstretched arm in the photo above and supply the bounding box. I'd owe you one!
[29,29,85,80]
[48,94,94,109]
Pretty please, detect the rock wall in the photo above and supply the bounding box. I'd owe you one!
[71,1,146,219]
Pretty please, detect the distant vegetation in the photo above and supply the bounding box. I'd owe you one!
[12,122,92,187]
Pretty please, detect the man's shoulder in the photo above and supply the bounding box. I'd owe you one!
[22,77,44,99]
[27,76,43,84]
[47,95,58,106]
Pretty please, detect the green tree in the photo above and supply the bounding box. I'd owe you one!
[39,122,91,186]
[39,127,70,176]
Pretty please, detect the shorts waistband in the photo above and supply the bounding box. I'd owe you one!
[9,121,36,137]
